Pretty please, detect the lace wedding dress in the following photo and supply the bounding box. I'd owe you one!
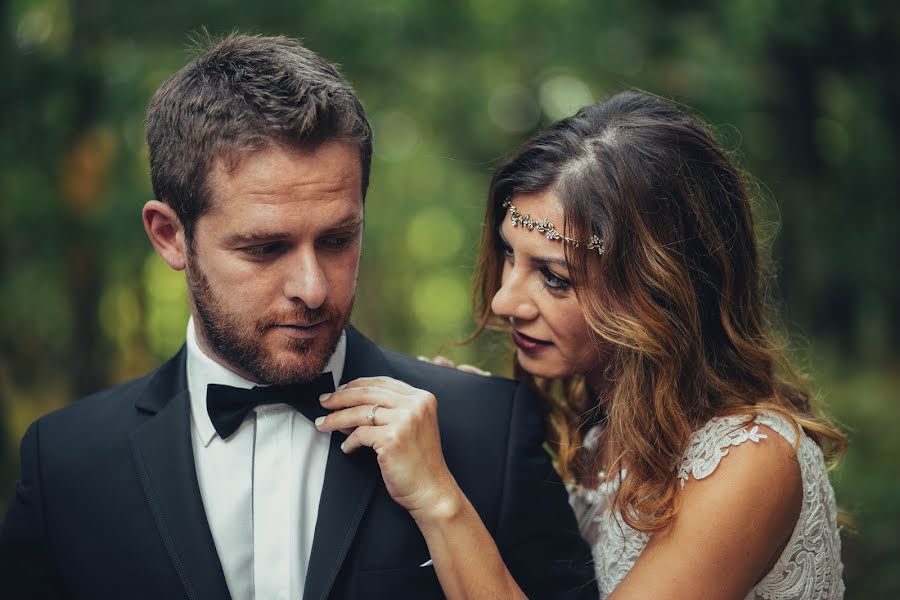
[568,412,845,599]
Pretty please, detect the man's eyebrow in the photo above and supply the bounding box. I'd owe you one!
[323,215,364,233]
[498,228,570,270]
[224,231,291,246]
[223,216,363,246]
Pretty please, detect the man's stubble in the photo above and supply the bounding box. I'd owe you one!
[185,251,353,385]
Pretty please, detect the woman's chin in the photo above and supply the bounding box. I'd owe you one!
[516,350,571,380]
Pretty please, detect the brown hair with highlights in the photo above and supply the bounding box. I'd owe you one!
[472,91,846,532]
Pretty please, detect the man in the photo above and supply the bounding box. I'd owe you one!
[0,34,596,599]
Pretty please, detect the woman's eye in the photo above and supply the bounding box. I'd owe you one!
[541,267,571,291]
[501,242,514,261]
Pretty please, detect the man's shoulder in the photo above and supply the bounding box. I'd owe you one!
[46,375,148,422]
[379,347,519,396]
[37,349,183,434]
[375,346,547,426]
[347,327,546,430]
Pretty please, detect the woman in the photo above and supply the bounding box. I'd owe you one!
[316,91,846,599]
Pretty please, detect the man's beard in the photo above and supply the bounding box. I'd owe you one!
[186,255,353,385]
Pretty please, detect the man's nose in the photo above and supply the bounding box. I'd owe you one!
[491,267,538,322]
[283,248,329,310]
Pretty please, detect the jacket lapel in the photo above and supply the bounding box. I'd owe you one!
[302,326,390,600]
[129,349,231,600]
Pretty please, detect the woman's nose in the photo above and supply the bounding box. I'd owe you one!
[491,266,539,322]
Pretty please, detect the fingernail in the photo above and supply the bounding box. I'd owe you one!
[416,355,428,361]
[340,442,347,453]
[314,416,326,427]
[319,393,331,403]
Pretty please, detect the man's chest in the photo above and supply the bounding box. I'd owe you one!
[193,406,332,600]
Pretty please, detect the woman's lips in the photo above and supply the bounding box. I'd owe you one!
[512,330,552,354]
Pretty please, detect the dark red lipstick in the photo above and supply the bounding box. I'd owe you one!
[512,330,552,354]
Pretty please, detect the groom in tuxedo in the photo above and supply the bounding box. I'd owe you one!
[0,34,596,599]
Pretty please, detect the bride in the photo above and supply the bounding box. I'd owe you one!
[315,90,846,599]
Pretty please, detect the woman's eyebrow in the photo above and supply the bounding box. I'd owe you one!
[498,228,570,269]
[532,256,570,269]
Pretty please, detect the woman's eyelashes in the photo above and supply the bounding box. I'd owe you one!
[540,267,571,291]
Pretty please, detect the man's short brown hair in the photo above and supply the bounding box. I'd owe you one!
[145,33,372,240]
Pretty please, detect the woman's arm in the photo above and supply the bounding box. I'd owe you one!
[409,485,527,600]
[315,376,527,600]
[609,425,803,600]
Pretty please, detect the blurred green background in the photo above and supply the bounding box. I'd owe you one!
[1,0,897,596]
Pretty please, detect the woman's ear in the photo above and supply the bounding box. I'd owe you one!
[142,200,187,271]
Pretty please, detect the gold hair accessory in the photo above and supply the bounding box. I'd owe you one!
[502,201,605,255]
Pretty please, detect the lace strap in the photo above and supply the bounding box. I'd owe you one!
[677,414,771,489]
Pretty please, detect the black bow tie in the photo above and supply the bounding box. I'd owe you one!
[206,372,336,439]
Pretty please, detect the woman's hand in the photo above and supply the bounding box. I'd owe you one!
[315,376,463,524]
[317,376,528,600]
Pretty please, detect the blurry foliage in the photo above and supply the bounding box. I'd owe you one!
[1,0,898,596]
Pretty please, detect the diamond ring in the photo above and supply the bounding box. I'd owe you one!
[365,404,380,424]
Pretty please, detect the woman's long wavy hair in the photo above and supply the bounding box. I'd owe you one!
[472,91,846,533]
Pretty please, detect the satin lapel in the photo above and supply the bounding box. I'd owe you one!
[303,326,390,600]
[130,351,230,600]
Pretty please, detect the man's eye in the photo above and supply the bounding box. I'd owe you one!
[540,267,571,291]
[321,235,353,250]
[243,242,282,256]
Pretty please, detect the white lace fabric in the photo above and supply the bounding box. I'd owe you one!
[568,412,845,599]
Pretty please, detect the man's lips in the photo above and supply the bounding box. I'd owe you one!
[511,330,552,353]
[270,322,327,339]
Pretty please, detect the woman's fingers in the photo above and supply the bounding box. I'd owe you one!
[315,404,396,432]
[340,424,380,454]
[339,376,417,394]
[457,364,492,376]
[321,378,451,515]
[319,383,406,410]
[416,356,490,376]
[417,355,456,368]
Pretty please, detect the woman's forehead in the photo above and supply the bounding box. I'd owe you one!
[499,191,571,263]
[506,190,565,220]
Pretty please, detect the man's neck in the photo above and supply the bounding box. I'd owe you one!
[190,321,262,384]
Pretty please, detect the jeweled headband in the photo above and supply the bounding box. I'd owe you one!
[502,200,605,255]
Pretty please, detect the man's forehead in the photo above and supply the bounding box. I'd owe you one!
[208,140,361,187]
[204,143,362,208]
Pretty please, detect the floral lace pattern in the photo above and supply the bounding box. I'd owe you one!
[568,412,844,599]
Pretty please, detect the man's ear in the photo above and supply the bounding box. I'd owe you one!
[143,200,188,271]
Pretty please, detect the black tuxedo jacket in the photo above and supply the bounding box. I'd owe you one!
[1,326,597,599]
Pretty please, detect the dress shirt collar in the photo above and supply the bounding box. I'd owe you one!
[186,316,347,447]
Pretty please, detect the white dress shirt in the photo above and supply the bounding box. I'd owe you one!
[186,318,345,600]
